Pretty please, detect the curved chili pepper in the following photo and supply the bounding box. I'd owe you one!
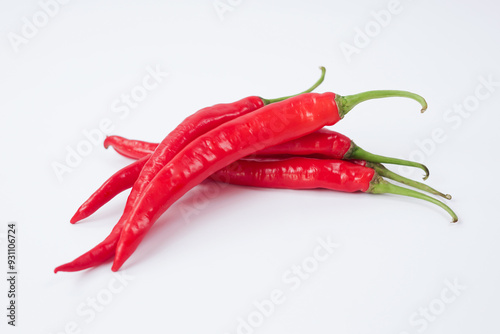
[209,157,458,221]
[104,128,430,178]
[257,129,430,179]
[111,90,428,271]
[54,68,326,273]
[213,157,375,192]
[69,157,149,224]
[71,127,435,225]
[103,136,157,160]
[70,129,448,225]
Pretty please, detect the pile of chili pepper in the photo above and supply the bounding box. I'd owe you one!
[55,67,458,273]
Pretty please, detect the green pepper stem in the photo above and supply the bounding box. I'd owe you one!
[348,143,429,179]
[368,176,458,223]
[368,163,451,200]
[336,90,428,118]
[261,66,326,105]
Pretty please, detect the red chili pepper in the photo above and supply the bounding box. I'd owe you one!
[103,136,157,160]
[70,127,448,225]
[69,157,149,224]
[54,69,326,273]
[256,129,430,178]
[104,128,430,177]
[215,157,375,191]
[111,90,428,271]
[209,157,457,220]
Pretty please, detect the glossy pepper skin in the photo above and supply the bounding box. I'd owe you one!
[112,92,341,271]
[122,97,266,219]
[104,129,351,160]
[105,128,352,159]
[105,128,429,177]
[211,157,374,192]
[133,97,265,195]
[256,128,352,158]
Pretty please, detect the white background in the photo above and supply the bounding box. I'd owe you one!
[1,1,499,333]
